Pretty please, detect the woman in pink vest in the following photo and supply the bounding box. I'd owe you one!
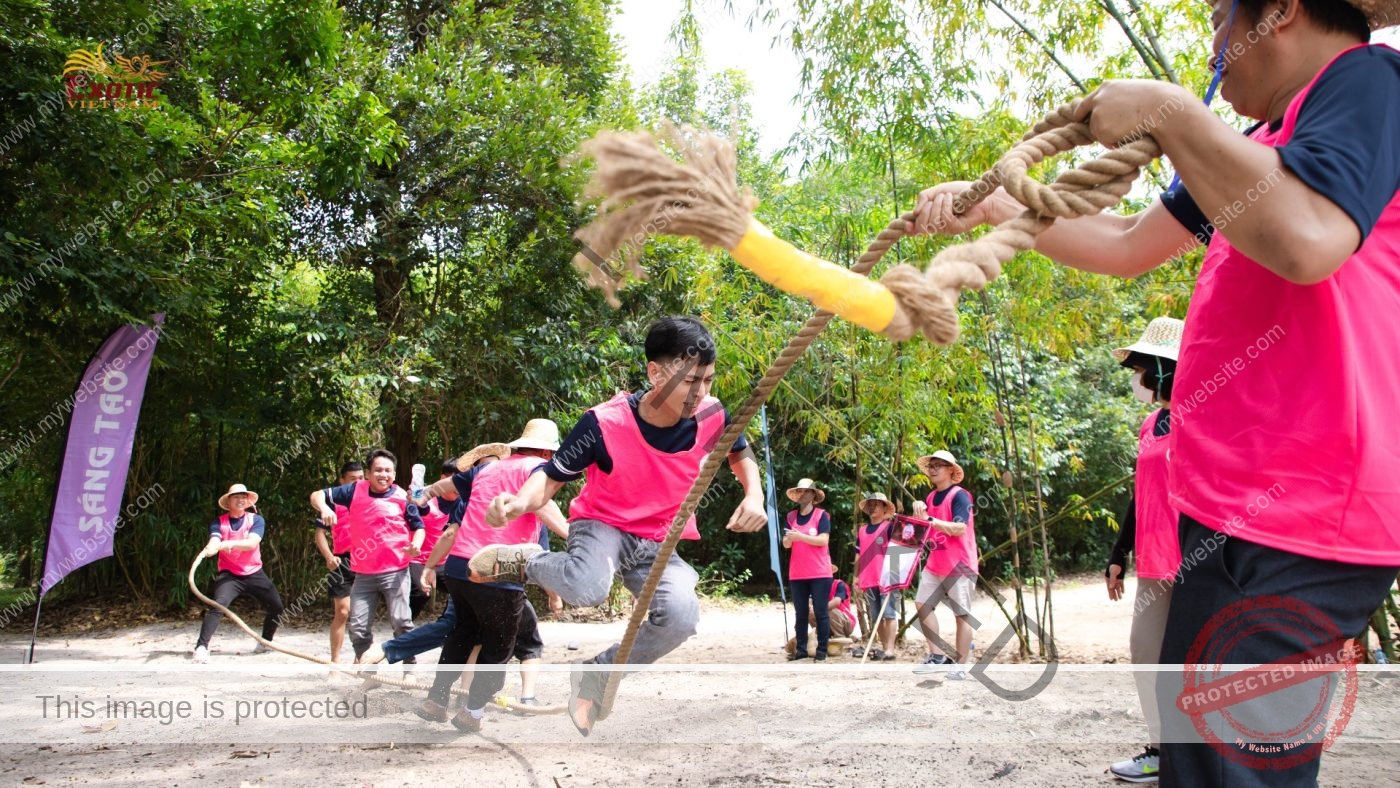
[192,484,284,663]
[911,450,977,680]
[1105,318,1184,783]
[781,478,834,660]
[312,460,363,664]
[856,492,898,660]
[473,317,768,736]
[909,2,1400,780]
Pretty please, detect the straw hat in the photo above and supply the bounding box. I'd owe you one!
[859,492,895,521]
[1112,317,1184,364]
[785,478,825,504]
[1349,0,1400,28]
[218,483,259,510]
[508,418,561,452]
[917,450,965,485]
[454,442,510,471]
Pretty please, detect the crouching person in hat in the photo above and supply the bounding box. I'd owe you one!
[782,479,835,661]
[192,484,285,663]
[911,451,978,680]
[857,493,899,660]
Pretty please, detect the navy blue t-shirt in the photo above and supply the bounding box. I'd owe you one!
[208,512,266,540]
[321,483,424,530]
[1162,46,1400,245]
[930,488,973,524]
[543,391,750,482]
[785,508,832,536]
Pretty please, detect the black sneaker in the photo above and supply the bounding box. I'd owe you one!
[468,544,542,584]
[814,651,827,662]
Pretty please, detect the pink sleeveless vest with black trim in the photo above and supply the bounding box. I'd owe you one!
[568,393,726,542]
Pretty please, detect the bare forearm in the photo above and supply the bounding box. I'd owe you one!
[1156,101,1358,282]
[729,452,763,503]
[539,501,569,539]
[314,529,335,560]
[424,524,457,569]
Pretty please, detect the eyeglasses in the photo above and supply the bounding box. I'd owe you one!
[928,463,951,471]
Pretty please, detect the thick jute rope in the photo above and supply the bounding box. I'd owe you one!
[186,554,564,715]
[878,98,1160,344]
[596,212,913,720]
[581,101,1162,725]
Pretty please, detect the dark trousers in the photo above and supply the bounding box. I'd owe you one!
[791,577,833,653]
[428,576,524,710]
[196,569,285,648]
[1158,515,1398,787]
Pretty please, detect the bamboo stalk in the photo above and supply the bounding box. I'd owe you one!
[1017,336,1056,660]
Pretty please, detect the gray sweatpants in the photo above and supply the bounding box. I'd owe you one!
[526,519,700,669]
[348,567,414,658]
[1130,576,1174,748]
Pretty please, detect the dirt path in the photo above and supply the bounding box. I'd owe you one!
[0,576,1394,786]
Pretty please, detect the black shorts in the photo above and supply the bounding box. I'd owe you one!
[326,553,355,600]
[513,599,544,661]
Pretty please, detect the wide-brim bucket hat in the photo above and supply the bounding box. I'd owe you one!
[917,450,965,485]
[1112,317,1184,364]
[785,478,826,504]
[218,483,259,510]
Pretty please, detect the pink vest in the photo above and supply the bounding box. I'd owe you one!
[786,507,833,580]
[856,520,892,589]
[568,393,726,542]
[1135,409,1181,580]
[450,455,544,561]
[345,480,412,574]
[923,485,978,576]
[217,513,262,575]
[831,580,857,629]
[331,503,350,555]
[1169,44,1400,565]
[412,496,451,567]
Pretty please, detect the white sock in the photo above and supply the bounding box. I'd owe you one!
[468,707,485,719]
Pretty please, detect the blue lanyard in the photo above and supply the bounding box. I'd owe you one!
[1168,0,1238,192]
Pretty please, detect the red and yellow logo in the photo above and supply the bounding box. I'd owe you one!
[63,44,167,109]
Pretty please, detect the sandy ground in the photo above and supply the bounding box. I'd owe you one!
[0,575,1396,787]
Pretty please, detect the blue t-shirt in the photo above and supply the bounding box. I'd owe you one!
[930,488,973,524]
[208,513,266,540]
[785,508,831,535]
[543,391,750,482]
[1162,46,1400,245]
[321,483,424,530]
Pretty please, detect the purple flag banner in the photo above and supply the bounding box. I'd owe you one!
[41,315,164,596]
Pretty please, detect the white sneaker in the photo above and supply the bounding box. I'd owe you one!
[192,645,209,663]
[1109,747,1160,783]
[946,668,968,681]
[912,653,951,674]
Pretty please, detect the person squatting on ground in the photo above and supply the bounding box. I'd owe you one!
[310,449,424,663]
[911,451,978,681]
[192,484,285,663]
[474,316,769,736]
[1105,318,1185,784]
[782,478,835,661]
[856,492,899,660]
[910,2,1400,781]
[412,420,569,732]
[312,460,363,664]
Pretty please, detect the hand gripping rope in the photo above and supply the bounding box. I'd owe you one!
[186,553,565,715]
[571,100,1161,725]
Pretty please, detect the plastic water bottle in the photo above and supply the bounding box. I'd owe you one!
[410,463,426,501]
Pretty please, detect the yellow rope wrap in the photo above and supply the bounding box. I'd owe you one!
[730,220,898,333]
